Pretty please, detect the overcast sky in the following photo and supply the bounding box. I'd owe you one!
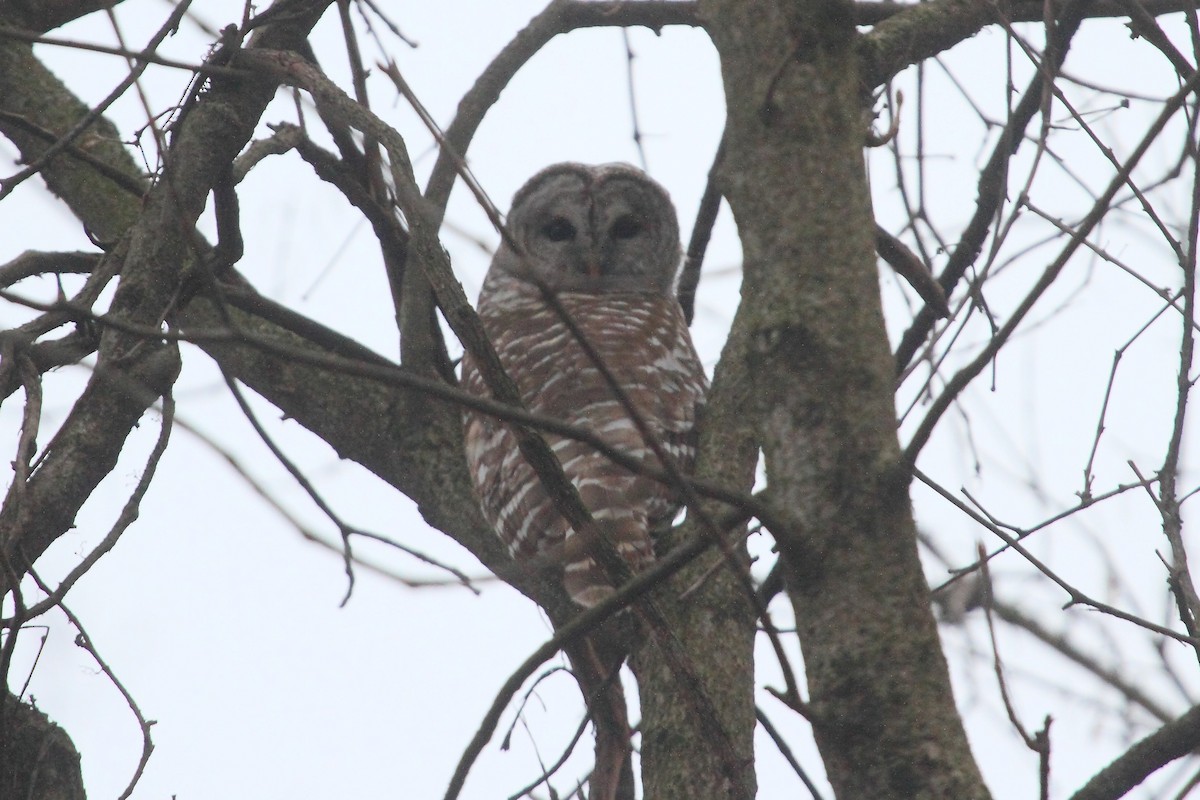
[1,2,1197,798]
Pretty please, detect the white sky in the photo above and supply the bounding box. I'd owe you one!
[1,2,1198,799]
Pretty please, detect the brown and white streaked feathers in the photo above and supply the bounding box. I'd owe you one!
[462,163,707,607]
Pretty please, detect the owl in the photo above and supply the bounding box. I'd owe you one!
[462,162,708,607]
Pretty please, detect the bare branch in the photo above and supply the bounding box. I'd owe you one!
[858,0,1200,87]
[504,713,591,800]
[0,31,146,242]
[170,413,479,592]
[0,0,193,201]
[855,0,1200,27]
[30,571,155,800]
[443,513,753,800]
[859,0,1000,89]
[1069,704,1200,800]
[892,0,1093,373]
[875,223,949,317]
[0,0,333,592]
[0,391,173,625]
[916,469,1200,646]
[0,338,179,589]
[754,706,826,800]
[2,285,784,591]
[679,139,724,326]
[0,251,97,289]
[0,0,127,34]
[423,0,702,219]
[0,25,243,77]
[1154,114,1200,658]
[903,66,1200,464]
[992,601,1177,724]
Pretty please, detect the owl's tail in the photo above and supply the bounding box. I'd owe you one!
[562,516,654,608]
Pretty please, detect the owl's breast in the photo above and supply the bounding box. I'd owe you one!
[480,292,703,465]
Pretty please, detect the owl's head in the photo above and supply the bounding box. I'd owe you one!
[494,162,682,294]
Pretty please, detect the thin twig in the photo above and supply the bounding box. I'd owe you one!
[505,713,591,800]
[678,139,724,326]
[0,288,781,543]
[1153,101,1200,660]
[442,512,752,800]
[915,468,1200,647]
[892,0,1093,373]
[0,393,175,624]
[754,706,825,800]
[29,571,156,800]
[0,0,195,200]
[621,28,648,170]
[170,412,479,591]
[904,66,1200,465]
[979,543,1037,747]
[0,24,242,77]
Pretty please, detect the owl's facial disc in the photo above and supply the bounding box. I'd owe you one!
[496,163,681,294]
[512,183,667,291]
[534,207,648,279]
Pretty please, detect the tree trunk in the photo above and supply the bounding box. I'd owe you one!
[702,1,991,797]
[0,692,85,800]
[630,562,758,799]
[630,162,762,800]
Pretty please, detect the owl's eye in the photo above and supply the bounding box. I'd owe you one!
[610,215,643,240]
[541,217,577,242]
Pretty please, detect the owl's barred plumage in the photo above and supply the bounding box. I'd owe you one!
[462,163,708,607]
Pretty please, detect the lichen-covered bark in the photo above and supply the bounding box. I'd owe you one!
[0,30,144,243]
[0,0,335,586]
[630,309,759,799]
[701,0,991,797]
[0,6,340,799]
[0,691,84,800]
[0,1,1025,796]
[0,0,125,33]
[174,290,582,619]
[856,0,995,89]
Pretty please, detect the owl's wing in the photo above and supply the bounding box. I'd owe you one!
[638,300,708,527]
[650,307,708,467]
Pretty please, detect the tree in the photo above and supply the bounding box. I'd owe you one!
[0,0,1197,798]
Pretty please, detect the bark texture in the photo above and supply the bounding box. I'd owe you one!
[0,27,144,244]
[701,1,991,797]
[3,0,1091,796]
[0,6,334,800]
[626,265,761,797]
[0,692,84,800]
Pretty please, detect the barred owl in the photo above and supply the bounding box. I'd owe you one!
[462,162,708,607]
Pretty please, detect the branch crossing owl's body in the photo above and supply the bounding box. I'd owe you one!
[462,163,707,607]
